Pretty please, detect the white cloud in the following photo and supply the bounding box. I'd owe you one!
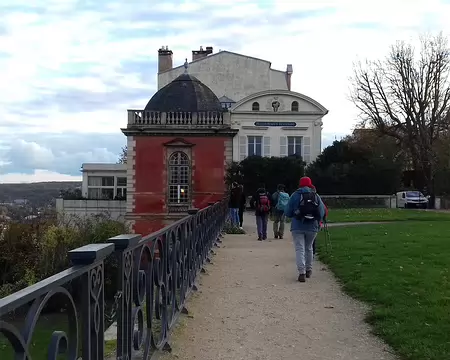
[0,0,450,181]
[0,170,81,183]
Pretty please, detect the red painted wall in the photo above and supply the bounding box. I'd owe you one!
[132,136,228,235]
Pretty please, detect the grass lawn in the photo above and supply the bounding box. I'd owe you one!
[317,221,450,360]
[326,208,450,223]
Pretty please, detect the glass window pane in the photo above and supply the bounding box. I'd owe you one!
[255,142,262,156]
[102,176,114,187]
[101,188,114,199]
[117,177,127,187]
[88,176,102,186]
[287,144,294,155]
[167,151,191,205]
[88,188,101,198]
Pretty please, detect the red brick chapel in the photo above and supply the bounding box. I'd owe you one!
[122,60,238,235]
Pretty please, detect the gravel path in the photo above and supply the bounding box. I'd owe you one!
[159,215,397,360]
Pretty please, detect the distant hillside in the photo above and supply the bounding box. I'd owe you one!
[0,181,82,207]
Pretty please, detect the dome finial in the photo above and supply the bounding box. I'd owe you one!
[184,58,189,73]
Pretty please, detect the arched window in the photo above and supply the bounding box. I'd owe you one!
[252,102,260,111]
[291,101,299,112]
[168,151,190,205]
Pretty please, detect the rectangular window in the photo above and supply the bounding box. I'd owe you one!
[87,188,114,200]
[287,136,302,156]
[247,136,263,156]
[88,176,114,187]
[117,177,127,187]
[88,188,101,199]
[116,188,127,198]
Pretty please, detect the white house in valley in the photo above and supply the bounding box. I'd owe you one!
[56,163,127,221]
[157,46,328,163]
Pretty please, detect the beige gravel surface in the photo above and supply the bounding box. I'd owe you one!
[159,215,397,360]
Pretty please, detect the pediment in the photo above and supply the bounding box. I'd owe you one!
[163,138,195,147]
[230,90,328,115]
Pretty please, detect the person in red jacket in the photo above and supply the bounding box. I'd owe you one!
[310,185,328,255]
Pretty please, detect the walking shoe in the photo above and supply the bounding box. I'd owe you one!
[279,235,283,239]
[258,237,262,241]
[298,274,306,282]
[262,236,267,240]
[306,270,312,278]
[274,234,279,239]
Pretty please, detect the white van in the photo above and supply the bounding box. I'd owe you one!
[396,191,428,209]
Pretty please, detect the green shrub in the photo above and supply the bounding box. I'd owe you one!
[0,213,128,300]
[223,223,246,234]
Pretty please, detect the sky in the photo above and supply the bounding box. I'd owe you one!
[1,0,450,183]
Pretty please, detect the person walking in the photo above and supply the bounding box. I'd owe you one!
[285,176,325,282]
[251,184,271,241]
[271,184,290,239]
[228,182,242,226]
[238,184,246,228]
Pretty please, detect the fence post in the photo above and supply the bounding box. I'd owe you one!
[68,243,115,360]
[107,234,142,360]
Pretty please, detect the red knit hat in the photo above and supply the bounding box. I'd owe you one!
[299,176,312,188]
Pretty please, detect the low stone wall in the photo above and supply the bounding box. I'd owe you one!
[55,199,126,221]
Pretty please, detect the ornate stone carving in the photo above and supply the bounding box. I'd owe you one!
[265,96,285,112]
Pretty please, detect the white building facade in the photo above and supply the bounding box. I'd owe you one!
[157,46,328,164]
[56,163,127,222]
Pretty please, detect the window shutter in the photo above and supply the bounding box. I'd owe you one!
[239,136,247,161]
[263,137,270,157]
[303,136,311,163]
[280,136,287,157]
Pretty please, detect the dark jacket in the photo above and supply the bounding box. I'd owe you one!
[285,187,325,232]
[229,186,242,208]
[251,188,271,216]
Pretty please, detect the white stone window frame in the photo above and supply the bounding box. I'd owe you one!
[165,144,193,212]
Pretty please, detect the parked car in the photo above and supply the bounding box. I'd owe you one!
[396,191,428,209]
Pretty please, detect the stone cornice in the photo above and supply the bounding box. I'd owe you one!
[121,127,239,137]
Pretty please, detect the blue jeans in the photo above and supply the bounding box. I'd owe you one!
[256,213,268,239]
[291,230,317,274]
[229,208,239,226]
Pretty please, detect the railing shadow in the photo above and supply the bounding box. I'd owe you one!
[0,199,228,360]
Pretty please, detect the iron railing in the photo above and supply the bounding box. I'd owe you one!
[0,199,228,360]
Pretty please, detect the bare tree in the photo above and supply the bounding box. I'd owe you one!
[350,33,450,201]
[117,146,127,164]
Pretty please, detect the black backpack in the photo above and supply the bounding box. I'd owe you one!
[294,192,320,222]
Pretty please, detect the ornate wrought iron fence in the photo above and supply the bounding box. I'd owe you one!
[0,199,227,360]
[0,243,114,360]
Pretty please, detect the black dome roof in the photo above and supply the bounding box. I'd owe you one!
[144,73,223,112]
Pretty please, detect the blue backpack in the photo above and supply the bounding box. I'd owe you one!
[276,191,290,212]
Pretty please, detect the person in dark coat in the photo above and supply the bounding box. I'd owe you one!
[228,182,242,226]
[251,183,271,241]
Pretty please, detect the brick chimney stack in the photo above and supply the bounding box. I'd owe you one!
[158,46,173,73]
[286,64,293,91]
[192,46,213,61]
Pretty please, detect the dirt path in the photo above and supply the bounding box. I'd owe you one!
[159,215,397,360]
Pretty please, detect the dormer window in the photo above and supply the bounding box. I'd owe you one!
[252,102,260,111]
[291,101,299,112]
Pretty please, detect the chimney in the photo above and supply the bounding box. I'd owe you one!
[286,64,293,91]
[192,46,213,61]
[158,46,173,73]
